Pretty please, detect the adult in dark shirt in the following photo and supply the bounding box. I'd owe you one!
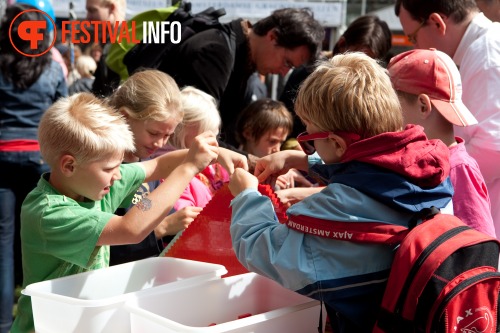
[159,8,324,147]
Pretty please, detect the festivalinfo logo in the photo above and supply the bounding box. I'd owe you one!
[9,9,181,57]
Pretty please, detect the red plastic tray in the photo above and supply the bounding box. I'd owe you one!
[164,184,287,276]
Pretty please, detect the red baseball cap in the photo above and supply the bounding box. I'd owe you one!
[388,48,477,127]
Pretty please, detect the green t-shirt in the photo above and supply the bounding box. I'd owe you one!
[11,163,145,333]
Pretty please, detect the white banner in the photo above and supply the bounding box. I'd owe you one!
[52,0,168,19]
[189,1,344,27]
[52,0,344,27]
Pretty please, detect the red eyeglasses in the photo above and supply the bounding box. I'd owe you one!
[297,131,361,155]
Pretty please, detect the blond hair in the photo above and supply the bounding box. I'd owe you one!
[108,69,183,123]
[295,52,403,139]
[38,92,135,167]
[169,86,221,149]
[75,55,97,78]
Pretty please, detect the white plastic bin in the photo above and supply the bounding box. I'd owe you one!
[125,272,325,333]
[23,257,227,333]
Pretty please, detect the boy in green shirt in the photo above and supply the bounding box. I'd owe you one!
[11,92,247,332]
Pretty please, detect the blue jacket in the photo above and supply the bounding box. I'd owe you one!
[230,125,453,332]
[0,60,67,140]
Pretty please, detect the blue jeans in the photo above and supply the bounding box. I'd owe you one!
[0,150,49,333]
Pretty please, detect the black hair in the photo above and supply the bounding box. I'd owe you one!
[0,3,52,89]
[252,8,325,62]
[333,15,392,60]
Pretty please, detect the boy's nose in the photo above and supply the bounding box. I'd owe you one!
[154,137,168,148]
[271,145,281,154]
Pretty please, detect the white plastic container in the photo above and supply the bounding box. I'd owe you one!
[125,272,325,333]
[23,257,227,333]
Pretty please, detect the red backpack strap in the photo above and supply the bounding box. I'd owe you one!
[286,214,408,246]
[391,214,486,318]
[375,213,500,332]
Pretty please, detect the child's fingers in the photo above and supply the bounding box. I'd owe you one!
[197,131,218,146]
[187,206,203,213]
[185,135,220,171]
[255,166,274,183]
[198,134,219,156]
[229,168,258,196]
[186,206,203,218]
[179,206,203,216]
[234,154,249,172]
[217,149,248,174]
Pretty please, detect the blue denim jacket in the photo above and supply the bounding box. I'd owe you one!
[0,60,67,140]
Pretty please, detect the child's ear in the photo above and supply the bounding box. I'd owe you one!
[242,128,253,142]
[108,3,117,21]
[329,134,348,158]
[119,107,129,119]
[417,94,433,120]
[60,154,77,176]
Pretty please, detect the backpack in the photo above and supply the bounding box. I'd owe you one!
[106,1,233,81]
[286,207,500,333]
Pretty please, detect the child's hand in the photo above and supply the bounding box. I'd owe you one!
[217,148,248,174]
[276,187,323,207]
[254,150,308,184]
[275,168,314,189]
[155,206,203,237]
[229,168,258,197]
[184,131,219,173]
[254,151,289,183]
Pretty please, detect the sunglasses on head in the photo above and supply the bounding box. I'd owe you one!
[297,131,361,155]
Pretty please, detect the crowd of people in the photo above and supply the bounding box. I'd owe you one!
[1,0,499,332]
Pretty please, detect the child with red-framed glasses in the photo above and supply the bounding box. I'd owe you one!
[227,52,454,333]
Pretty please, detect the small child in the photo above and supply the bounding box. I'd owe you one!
[11,92,246,332]
[162,86,230,210]
[387,48,495,237]
[69,55,97,95]
[88,42,103,63]
[235,98,293,158]
[106,69,198,265]
[228,52,454,332]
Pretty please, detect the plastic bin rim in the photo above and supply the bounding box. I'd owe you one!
[22,257,227,307]
[124,298,320,332]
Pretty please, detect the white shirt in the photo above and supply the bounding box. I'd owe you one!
[454,13,500,151]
